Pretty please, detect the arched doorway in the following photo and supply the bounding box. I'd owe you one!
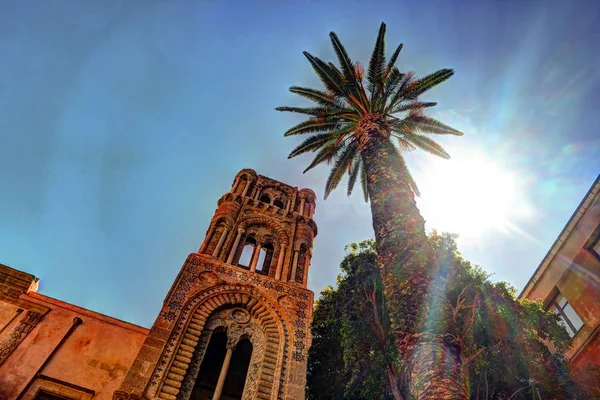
[221,339,253,399]
[190,331,227,399]
[189,330,254,400]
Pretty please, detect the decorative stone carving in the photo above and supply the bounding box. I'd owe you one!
[198,271,219,285]
[117,171,315,400]
[0,310,42,365]
[231,308,251,324]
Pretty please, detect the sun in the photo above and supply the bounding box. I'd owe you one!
[410,145,531,242]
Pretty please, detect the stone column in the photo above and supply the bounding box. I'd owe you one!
[241,179,252,197]
[231,177,240,193]
[302,253,310,286]
[275,244,287,280]
[254,185,262,200]
[226,228,244,264]
[212,347,234,400]
[299,198,305,216]
[199,226,215,253]
[250,243,262,273]
[290,250,299,282]
[212,227,229,258]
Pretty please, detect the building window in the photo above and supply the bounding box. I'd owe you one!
[259,194,271,204]
[35,392,69,400]
[238,243,255,268]
[21,375,94,400]
[255,243,274,276]
[547,290,584,338]
[588,225,600,261]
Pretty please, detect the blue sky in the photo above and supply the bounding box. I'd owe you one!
[1,0,598,327]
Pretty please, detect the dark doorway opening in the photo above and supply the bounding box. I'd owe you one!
[190,331,227,400]
[222,338,253,399]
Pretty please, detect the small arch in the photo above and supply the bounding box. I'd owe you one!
[238,217,290,247]
[256,243,274,276]
[153,287,289,400]
[295,243,309,283]
[259,194,271,204]
[236,174,255,197]
[204,219,229,256]
[238,237,256,268]
[273,199,284,208]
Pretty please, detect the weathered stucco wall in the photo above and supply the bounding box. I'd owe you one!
[0,290,148,400]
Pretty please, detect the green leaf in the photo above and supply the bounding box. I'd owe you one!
[386,43,403,71]
[284,118,340,136]
[389,101,437,114]
[383,67,403,100]
[396,115,463,136]
[303,52,358,109]
[289,86,347,110]
[385,71,415,112]
[288,128,354,158]
[329,31,356,87]
[276,106,350,117]
[367,23,387,96]
[397,132,451,159]
[394,136,416,151]
[303,143,339,173]
[360,162,369,202]
[325,143,359,199]
[346,155,362,196]
[404,69,454,100]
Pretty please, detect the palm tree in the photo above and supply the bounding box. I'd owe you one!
[277,23,466,399]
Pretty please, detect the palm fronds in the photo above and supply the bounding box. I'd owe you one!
[278,22,462,201]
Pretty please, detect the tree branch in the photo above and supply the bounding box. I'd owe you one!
[508,383,532,399]
[464,340,503,365]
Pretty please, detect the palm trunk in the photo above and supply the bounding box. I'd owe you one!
[357,115,467,399]
[386,364,405,400]
[365,286,405,400]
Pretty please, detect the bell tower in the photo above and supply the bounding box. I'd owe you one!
[116,169,317,400]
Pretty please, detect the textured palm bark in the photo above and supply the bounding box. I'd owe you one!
[357,114,467,399]
[386,364,405,400]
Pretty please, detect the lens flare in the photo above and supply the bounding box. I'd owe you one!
[410,145,532,243]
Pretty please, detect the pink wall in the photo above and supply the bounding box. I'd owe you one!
[0,293,148,400]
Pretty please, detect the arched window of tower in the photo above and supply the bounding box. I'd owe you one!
[259,194,271,204]
[273,199,284,208]
[238,237,256,268]
[256,248,267,273]
[256,243,274,275]
[191,330,227,398]
[296,243,308,283]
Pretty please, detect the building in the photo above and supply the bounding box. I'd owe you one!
[519,175,600,369]
[0,169,317,400]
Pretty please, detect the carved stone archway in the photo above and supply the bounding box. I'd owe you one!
[238,217,290,247]
[147,285,291,400]
[178,308,266,400]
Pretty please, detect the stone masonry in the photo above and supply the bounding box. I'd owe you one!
[115,169,317,400]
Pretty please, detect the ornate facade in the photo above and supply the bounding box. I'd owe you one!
[0,169,316,400]
[117,169,317,400]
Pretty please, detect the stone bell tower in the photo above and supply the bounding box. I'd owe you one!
[115,169,317,400]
